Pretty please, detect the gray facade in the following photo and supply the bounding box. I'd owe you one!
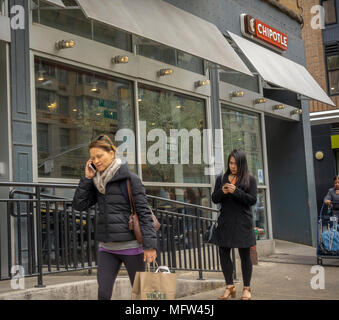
[1,0,321,271]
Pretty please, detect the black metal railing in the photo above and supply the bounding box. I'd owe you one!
[0,182,234,287]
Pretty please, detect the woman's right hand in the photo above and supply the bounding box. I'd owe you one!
[85,159,96,179]
[222,184,229,194]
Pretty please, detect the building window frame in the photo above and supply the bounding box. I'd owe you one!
[30,52,213,190]
[321,0,338,26]
[325,43,339,97]
[218,99,273,241]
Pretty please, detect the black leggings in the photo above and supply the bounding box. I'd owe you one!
[97,251,145,300]
[219,247,252,287]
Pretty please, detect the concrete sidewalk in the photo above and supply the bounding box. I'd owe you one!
[0,240,338,300]
[180,240,339,300]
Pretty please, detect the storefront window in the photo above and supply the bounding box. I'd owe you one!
[32,1,132,52]
[146,186,212,219]
[253,189,268,240]
[221,106,265,186]
[138,84,209,184]
[219,71,260,93]
[137,38,204,75]
[35,57,136,179]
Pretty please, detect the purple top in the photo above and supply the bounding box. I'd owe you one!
[99,246,144,256]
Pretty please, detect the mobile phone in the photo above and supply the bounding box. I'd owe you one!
[89,163,96,172]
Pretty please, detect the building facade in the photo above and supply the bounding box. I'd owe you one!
[281,0,339,212]
[0,0,334,274]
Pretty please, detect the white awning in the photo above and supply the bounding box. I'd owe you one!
[42,0,66,8]
[228,31,335,106]
[75,0,252,76]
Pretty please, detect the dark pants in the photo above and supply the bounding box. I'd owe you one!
[97,251,145,300]
[219,247,252,287]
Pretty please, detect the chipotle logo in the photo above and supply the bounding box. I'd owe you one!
[241,14,288,51]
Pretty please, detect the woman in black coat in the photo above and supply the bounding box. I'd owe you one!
[211,149,257,300]
[72,134,157,300]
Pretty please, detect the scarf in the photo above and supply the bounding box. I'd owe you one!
[93,158,122,194]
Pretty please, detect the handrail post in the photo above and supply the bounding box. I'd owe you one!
[196,208,204,280]
[35,186,45,288]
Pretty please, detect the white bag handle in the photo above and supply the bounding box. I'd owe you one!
[155,266,171,273]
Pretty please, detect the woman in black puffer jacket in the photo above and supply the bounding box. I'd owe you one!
[73,134,157,300]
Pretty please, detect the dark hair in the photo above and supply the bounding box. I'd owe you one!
[334,175,339,182]
[88,134,117,153]
[226,149,250,191]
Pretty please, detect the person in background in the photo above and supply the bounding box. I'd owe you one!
[72,134,157,300]
[324,175,339,220]
[211,149,257,300]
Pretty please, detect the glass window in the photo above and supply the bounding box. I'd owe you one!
[137,38,205,75]
[323,0,337,25]
[329,70,339,95]
[221,105,265,186]
[138,84,209,184]
[219,71,260,93]
[32,2,92,40]
[146,186,212,219]
[253,189,268,240]
[177,51,204,75]
[93,21,132,52]
[137,39,176,66]
[327,55,339,95]
[32,1,132,52]
[35,57,136,179]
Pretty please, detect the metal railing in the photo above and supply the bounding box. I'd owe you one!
[0,182,233,287]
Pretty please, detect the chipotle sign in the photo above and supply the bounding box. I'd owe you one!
[241,14,288,51]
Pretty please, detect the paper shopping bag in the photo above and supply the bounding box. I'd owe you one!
[131,266,177,300]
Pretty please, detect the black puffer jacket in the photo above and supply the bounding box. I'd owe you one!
[72,164,157,250]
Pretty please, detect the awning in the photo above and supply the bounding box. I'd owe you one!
[42,0,66,8]
[228,31,335,106]
[75,0,252,76]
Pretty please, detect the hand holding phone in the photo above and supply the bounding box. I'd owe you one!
[85,160,96,179]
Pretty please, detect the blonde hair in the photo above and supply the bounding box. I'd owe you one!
[88,134,117,153]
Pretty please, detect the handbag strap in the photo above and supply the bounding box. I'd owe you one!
[126,179,137,216]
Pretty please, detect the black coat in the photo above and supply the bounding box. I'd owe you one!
[211,174,257,248]
[72,164,157,250]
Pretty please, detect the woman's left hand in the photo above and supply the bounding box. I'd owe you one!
[144,249,157,263]
[226,183,236,194]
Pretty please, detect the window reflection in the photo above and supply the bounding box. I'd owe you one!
[35,57,135,179]
[138,84,209,184]
[252,189,268,240]
[221,106,265,185]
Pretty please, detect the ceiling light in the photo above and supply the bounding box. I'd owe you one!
[254,98,267,104]
[158,68,173,76]
[112,55,129,64]
[195,80,210,87]
[55,40,75,50]
[72,108,77,112]
[290,109,303,116]
[272,104,285,111]
[90,82,100,93]
[176,105,182,109]
[231,91,244,97]
[37,70,45,81]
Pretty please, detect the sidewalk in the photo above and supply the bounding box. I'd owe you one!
[179,240,339,300]
[0,240,338,299]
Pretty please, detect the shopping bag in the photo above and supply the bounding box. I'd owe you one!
[131,265,177,300]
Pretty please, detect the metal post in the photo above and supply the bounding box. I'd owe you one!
[196,208,204,280]
[34,186,45,288]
